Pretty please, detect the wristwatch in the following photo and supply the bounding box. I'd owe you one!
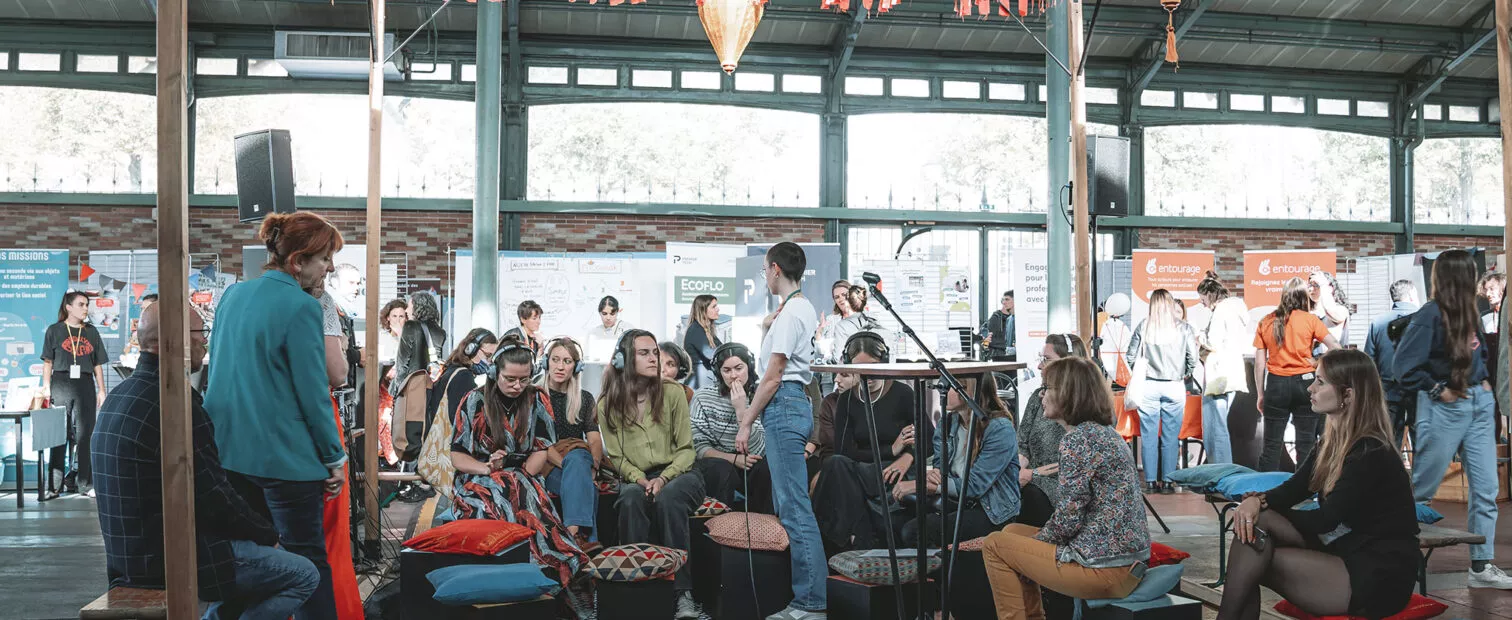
[1429,382,1448,402]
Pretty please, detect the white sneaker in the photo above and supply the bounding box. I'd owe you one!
[766,607,827,620]
[1468,564,1512,589]
[675,591,700,620]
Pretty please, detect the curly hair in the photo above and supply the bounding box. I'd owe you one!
[409,292,441,325]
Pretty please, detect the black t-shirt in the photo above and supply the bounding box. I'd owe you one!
[539,389,600,442]
[832,381,921,463]
[42,322,109,376]
[427,364,482,422]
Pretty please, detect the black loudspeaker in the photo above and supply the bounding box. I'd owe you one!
[234,129,296,222]
[1088,134,1130,217]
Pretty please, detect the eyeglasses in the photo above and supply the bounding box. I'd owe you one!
[191,328,211,338]
[499,375,531,387]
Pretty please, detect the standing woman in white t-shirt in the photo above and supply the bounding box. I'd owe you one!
[1196,272,1251,464]
[735,242,828,620]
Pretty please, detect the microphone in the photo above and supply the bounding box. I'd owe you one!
[861,272,881,286]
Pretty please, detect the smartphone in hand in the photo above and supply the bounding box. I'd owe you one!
[1245,526,1270,551]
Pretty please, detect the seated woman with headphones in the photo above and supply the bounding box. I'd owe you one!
[449,337,589,612]
[601,329,707,619]
[894,371,1019,547]
[414,328,498,501]
[1016,334,1088,527]
[660,341,696,403]
[535,337,603,549]
[691,343,773,513]
[812,331,925,552]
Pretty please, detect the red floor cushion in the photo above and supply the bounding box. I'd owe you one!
[1148,542,1191,567]
[1274,594,1447,620]
[402,519,533,556]
[706,512,789,551]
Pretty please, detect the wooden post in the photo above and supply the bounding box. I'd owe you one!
[1498,0,1511,314]
[363,0,385,545]
[1069,0,1094,342]
[155,0,197,615]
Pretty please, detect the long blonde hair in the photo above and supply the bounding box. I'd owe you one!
[1144,289,1184,343]
[1309,349,1395,494]
[536,338,586,425]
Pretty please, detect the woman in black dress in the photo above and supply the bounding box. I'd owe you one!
[41,291,109,497]
[1221,349,1418,620]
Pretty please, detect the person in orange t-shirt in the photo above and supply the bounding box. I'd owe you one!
[1253,279,1341,472]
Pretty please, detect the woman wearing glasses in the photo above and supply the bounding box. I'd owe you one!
[1017,334,1088,527]
[450,337,589,615]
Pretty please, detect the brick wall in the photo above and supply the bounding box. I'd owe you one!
[1417,234,1507,253]
[519,214,827,253]
[0,205,828,295]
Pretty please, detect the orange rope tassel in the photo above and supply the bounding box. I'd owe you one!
[1018,0,1027,16]
[1164,13,1179,67]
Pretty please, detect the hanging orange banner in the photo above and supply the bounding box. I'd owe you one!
[1242,249,1337,310]
[1132,249,1213,321]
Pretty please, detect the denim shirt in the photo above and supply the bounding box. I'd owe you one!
[930,414,1021,526]
[1363,301,1418,402]
[1394,301,1489,394]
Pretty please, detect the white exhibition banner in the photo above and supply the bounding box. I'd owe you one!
[664,242,746,343]
[453,251,666,362]
[1010,248,1049,417]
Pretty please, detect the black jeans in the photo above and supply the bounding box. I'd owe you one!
[1016,482,1054,528]
[1260,374,1318,472]
[49,374,97,489]
[1388,392,1417,452]
[229,472,338,620]
[900,504,1000,548]
[616,472,706,590]
[694,456,773,514]
[813,455,903,553]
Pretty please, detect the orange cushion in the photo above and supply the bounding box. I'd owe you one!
[706,512,789,551]
[1273,594,1447,620]
[1178,395,1203,440]
[402,519,533,556]
[1147,542,1190,567]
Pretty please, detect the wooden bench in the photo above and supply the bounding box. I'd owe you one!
[1202,495,1484,596]
[80,587,167,619]
[1416,524,1485,595]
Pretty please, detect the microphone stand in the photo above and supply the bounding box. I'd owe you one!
[867,281,997,620]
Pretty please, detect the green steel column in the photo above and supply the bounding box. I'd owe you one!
[822,113,847,208]
[472,0,503,333]
[1045,0,1073,333]
[1119,124,1144,256]
[1390,136,1418,254]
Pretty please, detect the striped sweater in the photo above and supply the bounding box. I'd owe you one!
[690,386,766,458]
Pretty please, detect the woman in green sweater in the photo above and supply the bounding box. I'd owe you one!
[600,329,706,620]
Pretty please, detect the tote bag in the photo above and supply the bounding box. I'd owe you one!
[417,370,470,499]
[1123,325,1150,406]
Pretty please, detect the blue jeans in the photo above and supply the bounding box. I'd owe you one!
[1412,386,1499,561]
[762,381,827,611]
[1138,380,1185,483]
[204,540,320,620]
[544,447,598,539]
[231,474,337,620]
[1202,393,1235,465]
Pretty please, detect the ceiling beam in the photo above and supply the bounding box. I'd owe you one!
[1130,0,1210,94]
[1405,2,1497,107]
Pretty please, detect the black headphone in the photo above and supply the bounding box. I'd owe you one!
[462,329,496,358]
[611,329,652,371]
[487,340,532,382]
[842,330,891,364]
[538,336,584,377]
[712,342,758,393]
[663,343,693,382]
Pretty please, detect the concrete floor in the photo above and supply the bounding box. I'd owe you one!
[9,488,1512,619]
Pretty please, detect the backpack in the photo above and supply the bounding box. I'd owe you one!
[1387,312,1416,344]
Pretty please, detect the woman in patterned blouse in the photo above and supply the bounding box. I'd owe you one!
[982,357,1151,619]
[449,338,589,616]
[1015,334,1088,527]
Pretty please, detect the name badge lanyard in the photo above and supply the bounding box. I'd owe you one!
[67,323,82,380]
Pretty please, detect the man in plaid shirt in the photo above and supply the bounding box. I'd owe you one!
[93,303,319,619]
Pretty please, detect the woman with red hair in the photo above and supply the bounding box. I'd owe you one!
[205,211,350,620]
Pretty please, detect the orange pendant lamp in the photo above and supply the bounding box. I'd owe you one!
[698,0,766,73]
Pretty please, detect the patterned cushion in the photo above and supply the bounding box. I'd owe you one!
[695,497,731,517]
[1148,542,1191,567]
[953,537,987,553]
[828,550,943,585]
[706,512,789,551]
[585,544,688,582]
[1274,594,1447,620]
